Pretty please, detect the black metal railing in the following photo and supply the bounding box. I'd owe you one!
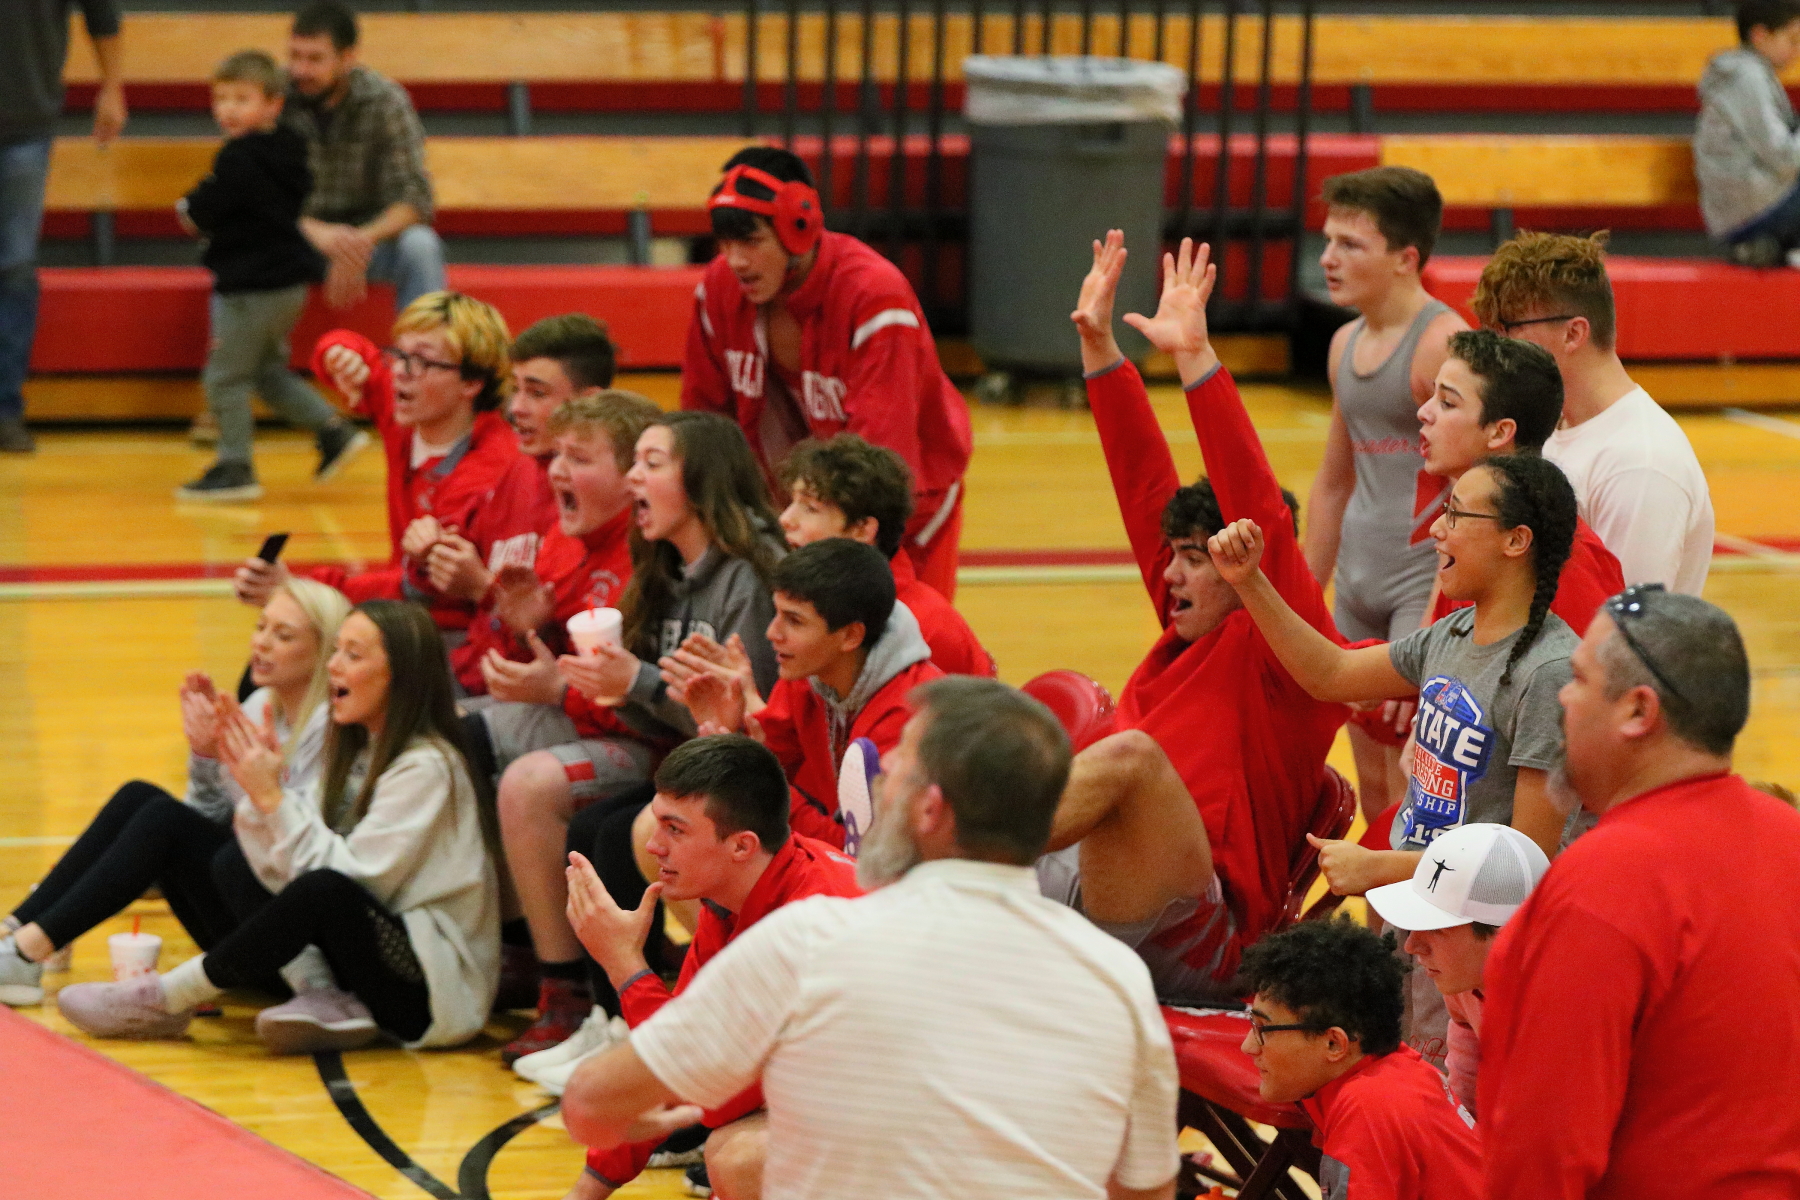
[737,0,1317,335]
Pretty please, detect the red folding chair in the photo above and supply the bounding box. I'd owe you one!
[1165,1008,1319,1200]
[1281,765,1359,926]
[1020,670,1118,753]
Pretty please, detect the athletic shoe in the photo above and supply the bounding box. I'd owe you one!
[175,461,263,503]
[493,942,541,1014]
[314,424,372,482]
[56,975,192,1039]
[513,1007,621,1081]
[0,418,35,454]
[500,976,591,1065]
[526,1017,631,1096]
[646,1123,709,1169]
[0,939,44,1006]
[684,1162,713,1198]
[255,988,380,1055]
[837,736,880,856]
[189,411,220,446]
[1730,235,1784,268]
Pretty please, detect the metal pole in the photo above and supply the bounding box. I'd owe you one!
[743,0,760,137]
[854,0,877,237]
[1013,0,1027,54]
[1080,0,1093,57]
[1209,0,1239,299]
[1244,0,1275,310]
[782,0,801,147]
[823,0,839,216]
[1172,0,1202,248]
[1040,0,1053,55]
[925,0,947,312]
[1286,0,1315,309]
[889,0,913,262]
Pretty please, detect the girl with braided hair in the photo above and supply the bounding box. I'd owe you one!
[1207,452,1580,898]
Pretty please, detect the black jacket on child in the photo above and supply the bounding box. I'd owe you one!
[183,125,327,294]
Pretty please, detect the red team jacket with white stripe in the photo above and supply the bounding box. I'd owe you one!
[680,231,973,550]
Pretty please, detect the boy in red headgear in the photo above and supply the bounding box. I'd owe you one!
[681,147,973,599]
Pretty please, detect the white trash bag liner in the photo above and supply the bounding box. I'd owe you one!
[963,55,1186,126]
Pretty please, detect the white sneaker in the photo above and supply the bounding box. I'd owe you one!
[527,1017,629,1095]
[0,938,44,1007]
[837,737,880,856]
[514,1008,623,1082]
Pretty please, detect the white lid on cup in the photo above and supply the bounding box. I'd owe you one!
[1366,823,1550,931]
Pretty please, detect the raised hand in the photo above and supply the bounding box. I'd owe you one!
[1206,517,1267,587]
[217,695,283,813]
[428,533,494,602]
[180,672,222,758]
[1122,237,1218,368]
[490,564,554,634]
[1071,229,1129,352]
[678,669,746,734]
[565,850,663,977]
[481,634,565,705]
[233,556,290,606]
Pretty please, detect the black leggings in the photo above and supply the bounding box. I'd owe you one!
[12,781,244,953]
[567,782,668,1016]
[202,868,433,1043]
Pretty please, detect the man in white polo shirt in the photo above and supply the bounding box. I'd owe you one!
[560,676,1181,1200]
[1471,232,1715,594]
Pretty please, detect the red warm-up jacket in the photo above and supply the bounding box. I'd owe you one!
[450,509,633,695]
[1089,358,1348,978]
[681,231,972,554]
[306,330,523,630]
[584,835,861,1189]
[891,550,995,676]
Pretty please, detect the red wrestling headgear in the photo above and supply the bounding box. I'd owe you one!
[709,164,824,257]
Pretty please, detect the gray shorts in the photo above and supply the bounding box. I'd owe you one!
[476,701,654,806]
[1034,845,1238,1007]
[1333,581,1432,644]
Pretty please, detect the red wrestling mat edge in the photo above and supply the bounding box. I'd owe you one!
[0,1007,371,1199]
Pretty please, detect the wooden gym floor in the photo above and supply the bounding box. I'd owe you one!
[4,371,1800,1198]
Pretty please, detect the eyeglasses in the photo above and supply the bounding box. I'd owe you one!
[1439,501,1507,531]
[1249,1021,1321,1050]
[1604,583,1688,706]
[381,346,462,377]
[1496,314,1578,336]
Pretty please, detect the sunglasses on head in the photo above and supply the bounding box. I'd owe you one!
[1604,584,1686,705]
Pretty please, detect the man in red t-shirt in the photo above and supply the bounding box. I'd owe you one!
[1239,918,1481,1200]
[681,147,971,599]
[561,735,862,1200]
[1041,233,1346,1005]
[676,538,944,853]
[1482,588,1800,1199]
[775,433,994,677]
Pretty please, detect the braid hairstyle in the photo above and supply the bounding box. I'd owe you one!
[1481,453,1577,685]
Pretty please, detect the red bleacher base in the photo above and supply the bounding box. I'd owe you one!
[1425,255,1800,361]
[32,264,704,374]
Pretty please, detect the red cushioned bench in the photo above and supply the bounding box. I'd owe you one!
[1167,1007,1319,1199]
[31,264,704,374]
[1426,256,1800,361]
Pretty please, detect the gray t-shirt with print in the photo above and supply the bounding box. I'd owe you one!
[1387,606,1577,851]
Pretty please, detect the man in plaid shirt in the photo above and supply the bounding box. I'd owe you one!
[284,0,444,311]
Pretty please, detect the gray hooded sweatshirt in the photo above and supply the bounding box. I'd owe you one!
[1695,46,1800,236]
[808,600,934,769]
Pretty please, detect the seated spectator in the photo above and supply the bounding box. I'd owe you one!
[492,411,785,1064]
[1696,0,1800,266]
[58,601,499,1053]
[1471,233,1715,595]
[678,538,945,852]
[234,292,520,633]
[560,677,1180,1200]
[0,581,348,1007]
[1209,450,1579,889]
[775,434,995,676]
[1238,918,1480,1199]
[1364,822,1549,1116]
[1040,232,1345,1006]
[1483,588,1800,1197]
[556,735,861,1199]
[284,0,445,310]
[683,147,972,598]
[1416,329,1623,633]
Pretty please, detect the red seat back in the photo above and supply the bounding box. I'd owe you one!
[1281,766,1357,926]
[1163,1007,1312,1130]
[1020,670,1118,753]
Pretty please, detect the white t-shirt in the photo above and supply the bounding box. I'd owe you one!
[630,858,1181,1200]
[1544,386,1714,595]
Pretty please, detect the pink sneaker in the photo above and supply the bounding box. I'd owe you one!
[57,975,192,1039]
[255,988,379,1055]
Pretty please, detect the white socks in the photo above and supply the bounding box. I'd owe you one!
[159,956,223,1014]
[279,946,337,996]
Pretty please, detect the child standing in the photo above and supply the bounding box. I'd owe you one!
[175,50,367,502]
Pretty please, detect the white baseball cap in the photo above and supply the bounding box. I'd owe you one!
[1366,823,1550,932]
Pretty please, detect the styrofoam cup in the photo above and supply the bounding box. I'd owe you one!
[108,932,162,981]
[567,607,623,656]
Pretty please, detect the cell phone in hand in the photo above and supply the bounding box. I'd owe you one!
[255,532,290,564]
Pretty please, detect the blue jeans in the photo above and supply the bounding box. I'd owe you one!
[205,284,344,465]
[0,138,51,423]
[1726,180,1800,249]
[366,224,447,310]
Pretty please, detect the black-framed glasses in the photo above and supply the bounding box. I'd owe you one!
[381,346,462,376]
[1497,314,1579,336]
[1605,584,1688,705]
[1439,501,1507,531]
[1249,1021,1321,1050]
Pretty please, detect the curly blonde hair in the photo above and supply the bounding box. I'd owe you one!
[1471,231,1616,351]
[392,291,513,412]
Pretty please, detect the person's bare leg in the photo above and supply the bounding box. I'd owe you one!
[499,751,583,963]
[705,1112,769,1200]
[1050,729,1214,926]
[630,804,699,936]
[558,1166,614,1200]
[12,923,52,963]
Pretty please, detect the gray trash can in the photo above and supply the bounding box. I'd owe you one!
[964,55,1185,403]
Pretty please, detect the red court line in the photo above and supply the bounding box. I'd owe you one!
[0,1007,370,1198]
